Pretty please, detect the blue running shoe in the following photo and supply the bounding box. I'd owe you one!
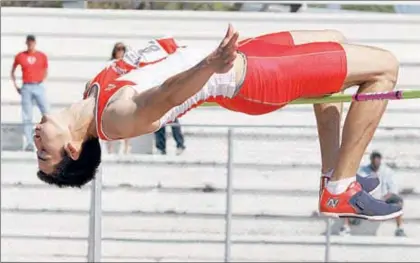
[320,181,403,220]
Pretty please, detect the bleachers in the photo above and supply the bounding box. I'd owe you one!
[1,7,420,107]
[1,7,420,262]
[2,156,420,262]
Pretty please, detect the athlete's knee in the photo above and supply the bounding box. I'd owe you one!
[323,29,347,43]
[378,50,399,86]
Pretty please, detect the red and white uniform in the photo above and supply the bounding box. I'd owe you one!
[86,32,348,141]
[84,37,238,140]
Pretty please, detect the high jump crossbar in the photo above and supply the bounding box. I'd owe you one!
[201,90,420,107]
[290,90,420,105]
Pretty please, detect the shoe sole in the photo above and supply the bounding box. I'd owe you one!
[321,210,403,221]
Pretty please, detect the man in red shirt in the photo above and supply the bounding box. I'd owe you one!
[11,34,49,151]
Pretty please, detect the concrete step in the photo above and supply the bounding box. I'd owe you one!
[2,29,420,64]
[6,101,417,130]
[2,34,420,63]
[2,129,420,169]
[2,212,420,239]
[180,107,420,129]
[2,8,420,42]
[1,57,104,81]
[2,56,418,85]
[2,162,419,195]
[2,110,420,153]
[2,104,420,131]
[0,79,87,104]
[2,235,420,262]
[2,185,419,219]
[0,124,24,151]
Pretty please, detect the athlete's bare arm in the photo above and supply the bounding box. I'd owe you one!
[135,25,238,121]
[110,25,239,138]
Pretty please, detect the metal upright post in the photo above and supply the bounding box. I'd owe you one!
[324,218,332,262]
[224,129,234,262]
[87,165,103,262]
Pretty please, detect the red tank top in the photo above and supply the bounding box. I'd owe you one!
[84,38,179,140]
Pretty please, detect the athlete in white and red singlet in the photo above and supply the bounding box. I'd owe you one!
[83,36,241,140]
[35,25,402,221]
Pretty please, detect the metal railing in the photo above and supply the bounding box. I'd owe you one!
[79,124,418,263]
[87,167,102,262]
[1,121,419,261]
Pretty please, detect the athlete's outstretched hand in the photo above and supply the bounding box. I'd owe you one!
[207,24,239,73]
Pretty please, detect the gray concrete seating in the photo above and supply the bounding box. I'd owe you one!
[2,160,419,218]
[1,8,420,105]
[2,233,419,262]
[2,159,420,262]
[2,105,420,151]
[1,7,419,151]
[1,8,420,262]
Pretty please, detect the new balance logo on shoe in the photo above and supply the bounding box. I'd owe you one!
[327,198,339,208]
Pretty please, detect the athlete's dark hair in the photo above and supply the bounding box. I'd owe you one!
[37,138,101,188]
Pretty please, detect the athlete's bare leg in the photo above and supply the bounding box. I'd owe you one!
[290,31,398,184]
[286,31,397,213]
[250,29,399,218]
[316,44,400,219]
[332,44,398,181]
[290,30,346,174]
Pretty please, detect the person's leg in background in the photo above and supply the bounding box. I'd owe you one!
[394,215,405,236]
[31,83,50,153]
[339,218,351,236]
[20,84,35,151]
[154,125,167,155]
[171,118,186,155]
[32,83,49,116]
[123,139,131,154]
[106,141,114,154]
[385,194,406,236]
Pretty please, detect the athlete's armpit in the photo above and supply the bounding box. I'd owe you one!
[101,96,159,139]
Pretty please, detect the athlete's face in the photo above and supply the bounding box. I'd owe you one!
[34,115,69,174]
